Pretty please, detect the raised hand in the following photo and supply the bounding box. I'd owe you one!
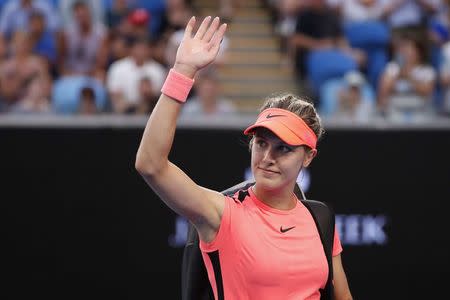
[173,16,228,78]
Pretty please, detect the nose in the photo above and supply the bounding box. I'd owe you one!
[262,146,275,163]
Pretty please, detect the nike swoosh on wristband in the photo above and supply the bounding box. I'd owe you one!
[280,226,295,233]
[266,113,285,119]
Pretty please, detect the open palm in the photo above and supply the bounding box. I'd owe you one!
[174,16,227,76]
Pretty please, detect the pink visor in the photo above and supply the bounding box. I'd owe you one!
[244,108,317,149]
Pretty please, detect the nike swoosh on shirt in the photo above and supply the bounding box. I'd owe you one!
[280,226,295,233]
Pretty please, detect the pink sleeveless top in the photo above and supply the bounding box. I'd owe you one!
[199,188,342,300]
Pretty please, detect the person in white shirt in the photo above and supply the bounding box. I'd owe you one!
[106,37,167,113]
[181,67,236,117]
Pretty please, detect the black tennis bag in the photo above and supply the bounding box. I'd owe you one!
[181,180,335,300]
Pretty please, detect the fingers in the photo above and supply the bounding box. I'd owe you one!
[203,17,220,42]
[194,16,212,40]
[208,23,228,52]
[183,16,196,40]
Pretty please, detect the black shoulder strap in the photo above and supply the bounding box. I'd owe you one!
[181,181,335,300]
[181,180,255,300]
[295,185,335,300]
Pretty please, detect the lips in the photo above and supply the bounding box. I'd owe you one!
[258,167,279,174]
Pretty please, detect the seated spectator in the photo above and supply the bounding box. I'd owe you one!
[439,40,450,114]
[105,32,130,68]
[113,7,152,46]
[159,0,195,36]
[106,36,166,113]
[335,1,391,89]
[105,0,132,30]
[382,0,441,46]
[134,77,159,115]
[272,0,305,67]
[77,85,98,115]
[181,68,236,117]
[334,70,375,121]
[59,0,104,27]
[289,0,365,91]
[52,75,107,114]
[0,67,21,112]
[57,0,108,78]
[428,0,450,69]
[378,34,437,121]
[0,0,60,40]
[319,70,376,119]
[28,10,57,71]
[8,74,52,114]
[1,30,50,93]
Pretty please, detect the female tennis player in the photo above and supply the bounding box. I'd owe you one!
[135,16,352,300]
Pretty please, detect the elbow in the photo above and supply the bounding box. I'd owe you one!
[135,151,166,177]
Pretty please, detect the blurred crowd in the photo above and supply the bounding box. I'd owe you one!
[0,0,235,117]
[1,0,450,123]
[269,0,450,122]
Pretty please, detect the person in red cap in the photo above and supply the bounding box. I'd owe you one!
[135,16,353,300]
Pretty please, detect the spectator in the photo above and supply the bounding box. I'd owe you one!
[127,8,151,39]
[181,68,236,117]
[382,0,442,45]
[0,0,60,40]
[289,0,365,92]
[0,67,21,112]
[78,85,98,114]
[438,39,450,114]
[59,0,104,27]
[106,37,166,114]
[8,74,52,114]
[159,0,195,35]
[134,77,159,115]
[28,10,57,70]
[1,30,50,96]
[272,0,305,67]
[57,0,108,78]
[105,0,132,30]
[378,34,437,121]
[105,32,130,68]
[334,70,375,121]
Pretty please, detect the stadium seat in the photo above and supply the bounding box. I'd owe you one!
[306,49,357,94]
[344,20,390,89]
[51,75,108,114]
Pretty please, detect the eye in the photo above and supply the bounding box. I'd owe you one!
[278,145,292,153]
[254,138,267,148]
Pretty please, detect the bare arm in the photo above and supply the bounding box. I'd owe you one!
[333,254,353,300]
[135,16,228,243]
[377,70,397,110]
[410,77,435,97]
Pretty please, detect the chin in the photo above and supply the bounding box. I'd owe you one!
[254,174,284,192]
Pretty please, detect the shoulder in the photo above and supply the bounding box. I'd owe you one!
[109,57,131,70]
[413,64,436,81]
[144,61,166,73]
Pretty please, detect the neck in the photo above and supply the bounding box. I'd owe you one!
[252,182,296,210]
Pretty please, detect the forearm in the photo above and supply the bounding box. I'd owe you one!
[411,80,434,97]
[135,64,196,175]
[291,34,327,50]
[135,93,182,174]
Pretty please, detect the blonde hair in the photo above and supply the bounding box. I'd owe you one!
[259,92,324,141]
